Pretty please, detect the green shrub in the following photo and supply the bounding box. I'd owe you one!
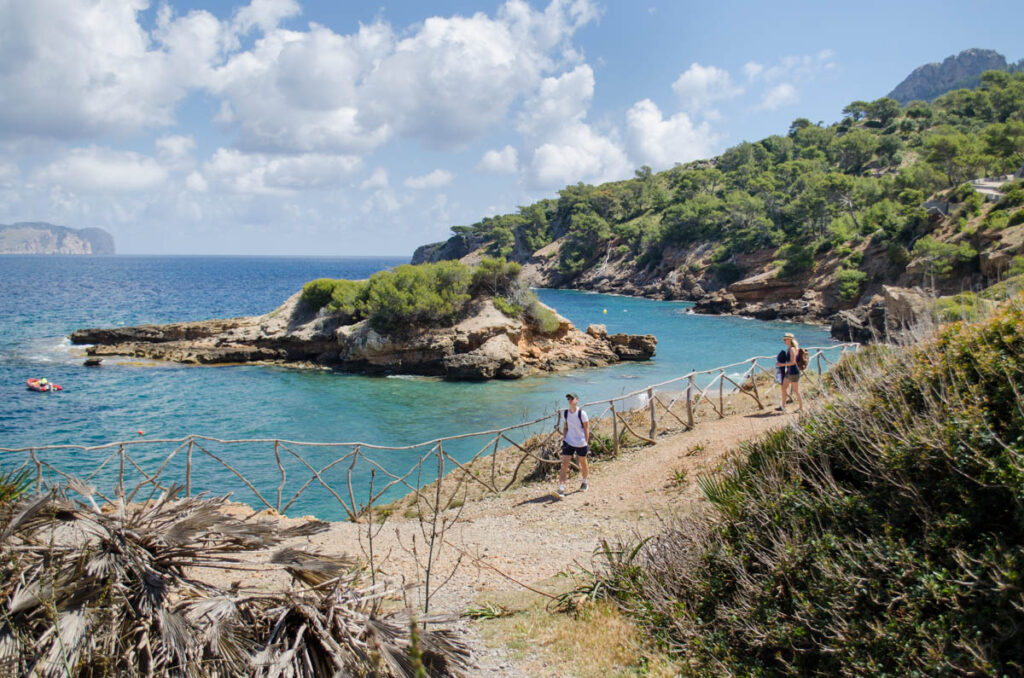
[300,278,338,311]
[712,262,746,284]
[835,268,867,301]
[774,243,814,278]
[525,295,561,335]
[362,261,472,334]
[471,257,522,297]
[492,296,521,318]
[1009,209,1024,227]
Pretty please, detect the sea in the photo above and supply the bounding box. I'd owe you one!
[0,255,834,519]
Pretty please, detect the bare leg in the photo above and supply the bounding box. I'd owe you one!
[559,456,570,485]
[793,381,803,411]
[779,380,789,410]
[579,456,589,480]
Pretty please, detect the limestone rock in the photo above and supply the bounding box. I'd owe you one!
[71,294,656,381]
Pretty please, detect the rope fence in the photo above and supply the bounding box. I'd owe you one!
[1,343,857,610]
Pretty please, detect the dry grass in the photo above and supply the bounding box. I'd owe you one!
[475,587,678,678]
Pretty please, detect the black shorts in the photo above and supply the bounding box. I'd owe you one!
[562,441,589,457]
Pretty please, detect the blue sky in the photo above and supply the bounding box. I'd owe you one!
[0,0,1020,256]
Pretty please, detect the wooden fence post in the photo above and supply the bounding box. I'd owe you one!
[648,388,657,439]
[686,376,694,429]
[718,369,725,419]
[610,400,620,456]
[186,438,193,497]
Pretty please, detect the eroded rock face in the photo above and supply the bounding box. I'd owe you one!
[71,294,657,381]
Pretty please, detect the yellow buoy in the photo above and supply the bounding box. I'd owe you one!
[602,309,607,314]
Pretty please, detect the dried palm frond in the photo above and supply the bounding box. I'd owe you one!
[0,484,473,677]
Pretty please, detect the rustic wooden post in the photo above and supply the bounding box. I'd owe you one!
[749,358,763,409]
[686,376,694,429]
[647,388,657,439]
[718,369,725,418]
[185,438,193,497]
[610,400,620,456]
[118,444,125,498]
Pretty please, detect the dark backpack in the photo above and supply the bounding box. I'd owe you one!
[796,347,809,371]
[564,409,584,424]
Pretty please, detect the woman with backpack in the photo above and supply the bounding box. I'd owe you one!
[776,332,805,413]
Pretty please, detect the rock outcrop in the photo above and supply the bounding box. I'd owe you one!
[71,294,656,381]
[887,48,1007,104]
[0,222,115,255]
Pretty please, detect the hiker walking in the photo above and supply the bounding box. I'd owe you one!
[776,332,804,413]
[558,393,590,497]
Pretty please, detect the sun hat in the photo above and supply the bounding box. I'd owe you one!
[783,332,795,339]
[565,392,578,400]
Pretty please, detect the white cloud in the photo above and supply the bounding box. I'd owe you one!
[758,83,799,110]
[0,1,232,139]
[517,64,594,138]
[203,149,362,194]
[359,167,389,190]
[625,99,719,170]
[404,169,454,190]
[744,50,836,83]
[477,145,519,174]
[232,0,301,35]
[362,189,402,214]
[185,171,208,192]
[34,147,168,192]
[528,125,630,189]
[155,135,196,169]
[517,64,631,188]
[671,63,743,114]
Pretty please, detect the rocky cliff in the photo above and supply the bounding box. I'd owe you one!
[71,293,656,380]
[0,222,115,255]
[887,48,1007,103]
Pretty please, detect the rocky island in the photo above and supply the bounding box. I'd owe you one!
[0,222,115,255]
[71,259,655,380]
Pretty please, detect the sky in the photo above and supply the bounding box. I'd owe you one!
[0,1,1021,256]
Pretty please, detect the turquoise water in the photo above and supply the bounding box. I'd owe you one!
[0,255,833,519]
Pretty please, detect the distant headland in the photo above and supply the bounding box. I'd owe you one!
[0,222,115,255]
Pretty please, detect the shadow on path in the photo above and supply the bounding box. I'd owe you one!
[514,493,563,508]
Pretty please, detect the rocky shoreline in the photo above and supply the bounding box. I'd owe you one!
[71,292,656,380]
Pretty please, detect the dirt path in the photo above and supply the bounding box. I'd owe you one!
[198,401,798,676]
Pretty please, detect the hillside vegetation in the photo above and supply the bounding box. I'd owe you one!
[595,298,1024,675]
[418,70,1024,320]
[301,257,559,335]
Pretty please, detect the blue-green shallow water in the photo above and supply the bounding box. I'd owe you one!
[0,255,833,519]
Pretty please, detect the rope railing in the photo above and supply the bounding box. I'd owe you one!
[1,342,856,612]
[1,343,857,518]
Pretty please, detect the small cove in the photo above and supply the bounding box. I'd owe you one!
[0,255,833,518]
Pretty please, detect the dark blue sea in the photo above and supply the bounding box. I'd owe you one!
[0,255,833,519]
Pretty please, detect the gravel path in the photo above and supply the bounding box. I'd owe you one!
[197,402,798,676]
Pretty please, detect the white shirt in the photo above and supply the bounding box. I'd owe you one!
[564,407,589,447]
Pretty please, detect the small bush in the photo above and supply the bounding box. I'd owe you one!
[712,262,746,284]
[525,295,561,335]
[835,268,867,301]
[492,296,521,318]
[1009,209,1024,227]
[300,278,338,311]
[471,257,522,297]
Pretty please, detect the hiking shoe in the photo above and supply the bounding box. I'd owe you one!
[557,484,566,498]
[580,479,589,492]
